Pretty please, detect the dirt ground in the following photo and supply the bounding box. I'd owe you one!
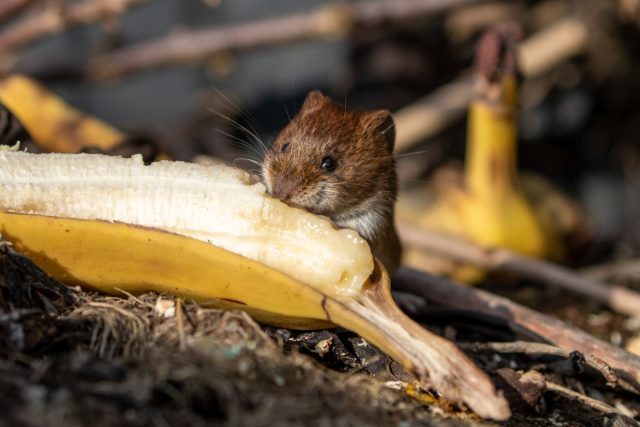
[1,241,637,427]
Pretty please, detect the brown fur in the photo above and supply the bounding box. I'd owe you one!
[262,91,401,274]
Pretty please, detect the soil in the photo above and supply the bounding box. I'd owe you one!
[2,241,638,427]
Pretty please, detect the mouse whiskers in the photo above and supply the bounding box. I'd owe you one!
[233,157,262,169]
[214,128,265,160]
[392,150,429,159]
[283,103,291,121]
[208,87,270,159]
[209,108,269,158]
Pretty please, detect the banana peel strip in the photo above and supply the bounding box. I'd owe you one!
[0,151,510,420]
[0,75,125,152]
[0,211,337,328]
[0,212,509,420]
[398,74,557,283]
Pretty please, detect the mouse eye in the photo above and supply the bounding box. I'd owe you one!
[280,143,290,153]
[320,156,337,172]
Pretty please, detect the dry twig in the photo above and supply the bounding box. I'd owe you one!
[88,0,483,79]
[0,0,150,54]
[394,74,473,154]
[398,222,640,317]
[176,297,186,351]
[545,381,618,415]
[581,259,640,282]
[0,0,40,21]
[393,268,640,394]
[394,18,588,151]
[460,341,621,387]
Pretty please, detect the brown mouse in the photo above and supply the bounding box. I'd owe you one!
[261,91,401,275]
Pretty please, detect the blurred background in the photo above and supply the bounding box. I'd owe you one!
[2,0,640,255]
[4,4,640,423]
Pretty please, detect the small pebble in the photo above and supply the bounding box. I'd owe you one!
[154,298,176,318]
[625,335,640,356]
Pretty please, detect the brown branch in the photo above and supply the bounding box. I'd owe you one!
[397,222,640,317]
[0,0,150,54]
[545,381,618,414]
[517,18,588,78]
[0,0,40,21]
[580,259,640,282]
[393,267,640,394]
[394,18,588,152]
[394,73,474,154]
[87,0,484,79]
[460,341,622,389]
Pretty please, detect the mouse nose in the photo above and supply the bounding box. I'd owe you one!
[270,181,295,203]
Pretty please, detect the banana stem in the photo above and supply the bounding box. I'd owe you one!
[327,262,511,420]
[465,75,520,198]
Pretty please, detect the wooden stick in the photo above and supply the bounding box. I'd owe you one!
[397,222,640,317]
[394,18,589,152]
[581,259,640,282]
[518,18,588,78]
[545,381,618,414]
[87,0,483,79]
[460,341,622,388]
[393,267,640,394]
[0,0,150,54]
[394,74,474,154]
[0,0,39,21]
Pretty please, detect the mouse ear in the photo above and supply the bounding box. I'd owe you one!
[301,91,330,113]
[364,110,395,153]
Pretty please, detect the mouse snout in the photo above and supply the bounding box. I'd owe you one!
[269,180,297,203]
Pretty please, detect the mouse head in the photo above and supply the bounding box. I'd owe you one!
[262,91,396,217]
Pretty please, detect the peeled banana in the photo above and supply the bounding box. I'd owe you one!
[0,147,510,420]
[0,148,373,296]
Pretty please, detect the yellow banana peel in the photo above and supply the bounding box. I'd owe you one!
[0,148,510,420]
[399,36,587,283]
[0,75,125,152]
[0,211,334,328]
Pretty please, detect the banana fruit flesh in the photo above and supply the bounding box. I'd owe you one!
[0,148,372,298]
[0,147,510,420]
